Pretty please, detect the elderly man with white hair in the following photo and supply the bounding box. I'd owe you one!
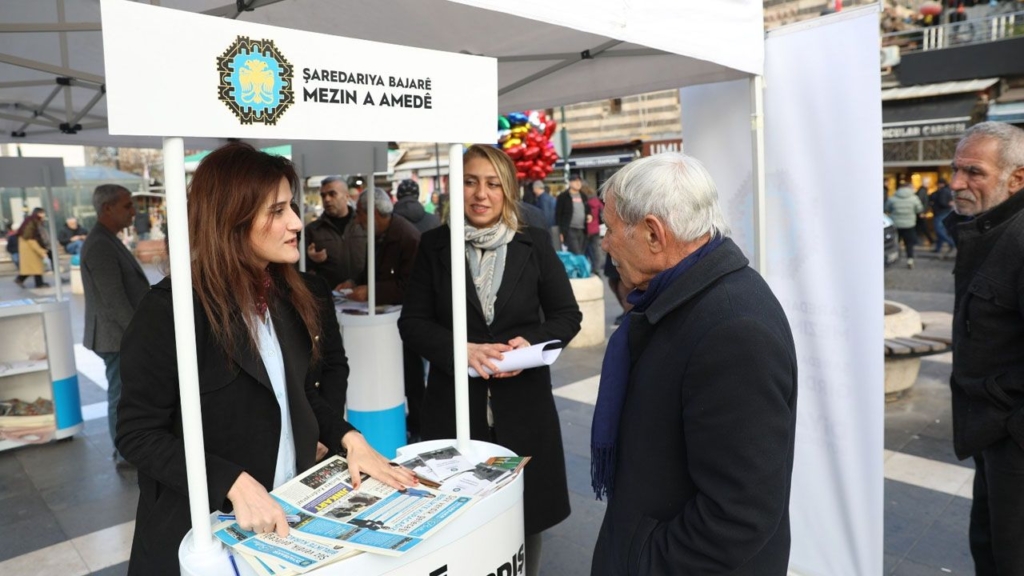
[942,121,1024,576]
[589,153,798,576]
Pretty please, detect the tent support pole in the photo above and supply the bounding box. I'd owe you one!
[367,171,375,315]
[448,144,470,454]
[750,75,767,275]
[164,136,216,552]
[41,168,62,301]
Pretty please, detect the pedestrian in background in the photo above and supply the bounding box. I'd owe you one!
[885,179,924,269]
[584,182,604,276]
[81,185,149,465]
[13,208,49,288]
[556,174,589,254]
[943,122,1024,576]
[930,177,955,256]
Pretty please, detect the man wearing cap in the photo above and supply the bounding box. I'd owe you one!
[556,174,589,255]
[393,179,440,234]
[305,175,367,288]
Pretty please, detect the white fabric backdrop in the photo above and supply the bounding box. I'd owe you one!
[682,8,883,575]
[766,9,884,574]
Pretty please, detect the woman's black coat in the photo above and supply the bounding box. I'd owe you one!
[399,225,582,535]
[116,274,353,575]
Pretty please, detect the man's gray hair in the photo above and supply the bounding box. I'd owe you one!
[358,187,394,216]
[601,153,729,242]
[320,175,347,189]
[960,122,1024,176]
[92,184,130,214]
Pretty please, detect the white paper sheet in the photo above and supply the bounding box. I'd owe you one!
[467,340,564,378]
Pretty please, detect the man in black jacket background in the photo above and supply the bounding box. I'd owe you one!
[943,121,1024,576]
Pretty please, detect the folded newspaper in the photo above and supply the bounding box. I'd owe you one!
[400,448,532,498]
[214,455,474,573]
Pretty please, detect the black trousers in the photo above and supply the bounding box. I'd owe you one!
[563,228,586,255]
[970,437,1024,576]
[402,345,425,436]
[897,227,917,259]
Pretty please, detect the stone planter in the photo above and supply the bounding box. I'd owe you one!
[568,276,605,348]
[884,300,922,400]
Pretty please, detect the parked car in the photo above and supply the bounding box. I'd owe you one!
[884,214,899,265]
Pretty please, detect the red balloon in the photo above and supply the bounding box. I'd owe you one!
[506,144,526,159]
[523,146,540,161]
[516,171,527,181]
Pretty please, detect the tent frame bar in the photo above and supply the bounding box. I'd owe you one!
[499,39,623,96]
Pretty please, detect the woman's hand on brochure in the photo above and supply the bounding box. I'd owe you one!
[316,441,328,462]
[342,430,418,490]
[226,471,290,537]
[467,342,512,380]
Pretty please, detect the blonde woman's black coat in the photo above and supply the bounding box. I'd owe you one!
[399,225,582,535]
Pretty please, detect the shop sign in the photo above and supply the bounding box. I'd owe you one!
[643,138,683,156]
[882,120,968,140]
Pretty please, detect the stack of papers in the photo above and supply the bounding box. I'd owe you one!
[400,447,532,498]
[215,455,473,575]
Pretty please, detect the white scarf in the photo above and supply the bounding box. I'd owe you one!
[465,219,517,325]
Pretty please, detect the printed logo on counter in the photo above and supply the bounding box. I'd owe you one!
[217,36,294,125]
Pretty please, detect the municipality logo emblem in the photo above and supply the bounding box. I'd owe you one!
[217,36,294,125]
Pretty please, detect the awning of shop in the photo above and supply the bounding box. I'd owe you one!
[988,101,1024,124]
[881,78,1000,101]
[987,87,1024,124]
[554,154,637,169]
[882,94,979,140]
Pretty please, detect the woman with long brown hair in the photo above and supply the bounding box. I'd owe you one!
[399,144,581,576]
[116,143,415,574]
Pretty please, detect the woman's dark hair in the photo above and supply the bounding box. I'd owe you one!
[188,142,321,359]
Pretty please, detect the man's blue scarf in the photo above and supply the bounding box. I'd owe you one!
[590,235,724,500]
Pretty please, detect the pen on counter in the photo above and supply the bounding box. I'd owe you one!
[218,514,301,523]
[228,553,241,576]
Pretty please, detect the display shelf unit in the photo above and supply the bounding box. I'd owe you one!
[0,298,82,451]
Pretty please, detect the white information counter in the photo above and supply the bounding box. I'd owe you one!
[338,309,407,459]
[179,439,526,576]
[0,298,83,451]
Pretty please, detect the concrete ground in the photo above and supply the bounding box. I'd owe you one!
[0,246,975,575]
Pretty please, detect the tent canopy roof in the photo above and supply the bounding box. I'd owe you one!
[0,0,762,148]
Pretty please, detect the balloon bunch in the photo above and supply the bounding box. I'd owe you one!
[497,110,559,181]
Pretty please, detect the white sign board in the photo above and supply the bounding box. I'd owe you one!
[100,0,497,144]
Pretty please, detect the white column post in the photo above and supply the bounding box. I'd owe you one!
[750,75,768,275]
[367,176,376,315]
[41,168,63,300]
[163,136,215,551]
[448,144,470,453]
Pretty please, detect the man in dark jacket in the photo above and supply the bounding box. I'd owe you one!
[305,176,366,287]
[392,179,440,234]
[339,188,425,436]
[58,217,88,255]
[944,122,1024,576]
[555,174,588,254]
[591,153,797,576]
[929,178,955,255]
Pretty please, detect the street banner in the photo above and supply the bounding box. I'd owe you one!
[100,0,496,144]
[680,79,755,257]
[682,7,883,575]
[764,9,884,575]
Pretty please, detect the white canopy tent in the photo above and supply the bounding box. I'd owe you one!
[5,2,885,575]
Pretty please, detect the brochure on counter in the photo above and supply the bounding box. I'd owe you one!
[214,448,531,573]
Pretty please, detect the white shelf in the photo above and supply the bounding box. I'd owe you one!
[0,359,49,379]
